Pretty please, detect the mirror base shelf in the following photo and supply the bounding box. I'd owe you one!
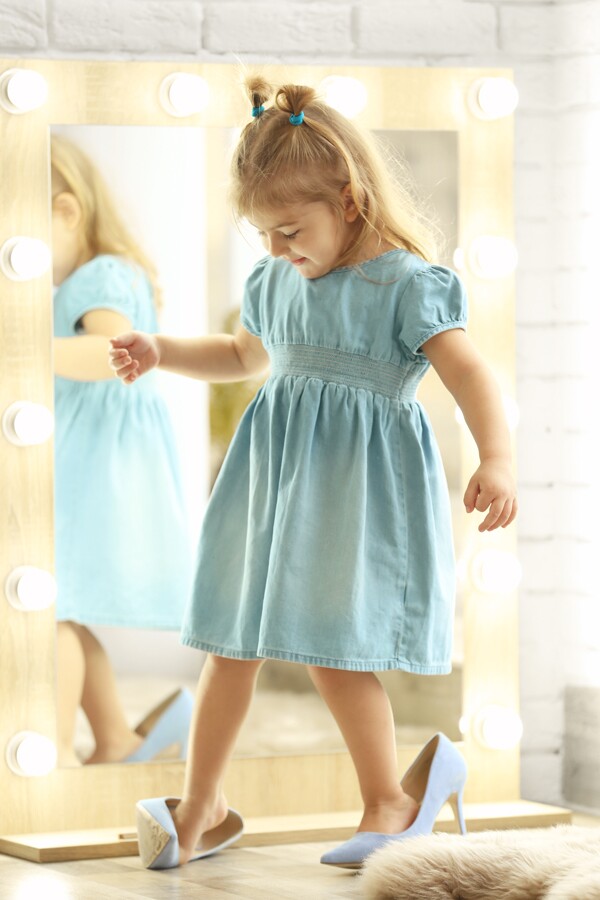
[0,802,572,864]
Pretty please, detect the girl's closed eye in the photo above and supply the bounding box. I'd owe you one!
[283,231,299,239]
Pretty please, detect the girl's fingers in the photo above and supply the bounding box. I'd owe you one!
[109,332,136,348]
[487,498,514,531]
[502,498,519,528]
[478,495,517,532]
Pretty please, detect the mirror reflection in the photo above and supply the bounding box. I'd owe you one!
[51,124,462,766]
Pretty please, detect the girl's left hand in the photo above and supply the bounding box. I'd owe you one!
[464,459,518,532]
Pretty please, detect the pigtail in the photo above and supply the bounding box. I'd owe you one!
[274,84,316,120]
[245,75,272,118]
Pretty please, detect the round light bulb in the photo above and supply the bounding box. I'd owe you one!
[2,401,54,447]
[5,566,57,612]
[159,73,209,118]
[470,549,522,593]
[0,68,48,114]
[6,731,57,777]
[469,77,519,121]
[0,236,52,281]
[468,235,518,279]
[319,76,368,119]
[474,705,523,750]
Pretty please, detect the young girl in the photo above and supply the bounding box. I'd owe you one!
[51,136,193,767]
[110,77,517,870]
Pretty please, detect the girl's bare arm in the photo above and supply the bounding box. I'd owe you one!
[422,328,517,531]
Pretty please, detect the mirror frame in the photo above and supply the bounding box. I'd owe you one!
[0,60,518,835]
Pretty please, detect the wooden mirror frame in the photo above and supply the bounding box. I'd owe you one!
[0,60,521,839]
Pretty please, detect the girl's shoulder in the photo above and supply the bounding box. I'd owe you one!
[71,254,144,286]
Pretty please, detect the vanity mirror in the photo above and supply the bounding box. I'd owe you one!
[1,60,553,851]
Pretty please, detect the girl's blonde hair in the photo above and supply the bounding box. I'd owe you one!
[50,135,162,310]
[230,77,441,265]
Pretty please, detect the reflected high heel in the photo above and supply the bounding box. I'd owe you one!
[136,797,244,869]
[320,732,467,869]
[124,688,193,763]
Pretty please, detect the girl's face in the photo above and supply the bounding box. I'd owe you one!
[252,193,359,280]
[51,192,91,286]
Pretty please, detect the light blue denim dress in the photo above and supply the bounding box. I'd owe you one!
[53,255,191,628]
[181,249,467,673]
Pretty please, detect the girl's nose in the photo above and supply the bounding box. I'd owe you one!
[267,233,287,258]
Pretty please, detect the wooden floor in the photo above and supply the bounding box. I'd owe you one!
[1,813,599,899]
[0,839,363,899]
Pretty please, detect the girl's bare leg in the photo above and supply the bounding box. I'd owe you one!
[171,654,264,864]
[75,624,143,764]
[307,666,419,834]
[56,621,86,767]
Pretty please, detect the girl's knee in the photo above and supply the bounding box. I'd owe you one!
[206,654,265,677]
[307,664,349,685]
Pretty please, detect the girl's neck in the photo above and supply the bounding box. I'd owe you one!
[344,233,396,268]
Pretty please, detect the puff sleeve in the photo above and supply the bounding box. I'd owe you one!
[240,256,270,338]
[60,256,144,332]
[398,264,468,356]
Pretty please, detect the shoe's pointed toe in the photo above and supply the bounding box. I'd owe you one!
[320,832,392,868]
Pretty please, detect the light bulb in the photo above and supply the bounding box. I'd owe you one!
[474,705,523,750]
[2,401,54,446]
[319,76,368,119]
[468,235,518,279]
[470,549,522,593]
[5,566,57,612]
[6,731,57,777]
[0,236,52,281]
[159,73,209,117]
[469,77,519,121]
[0,68,48,114]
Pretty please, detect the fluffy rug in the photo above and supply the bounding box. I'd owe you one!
[359,826,600,900]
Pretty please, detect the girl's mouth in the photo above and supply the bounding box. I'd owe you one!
[290,257,306,266]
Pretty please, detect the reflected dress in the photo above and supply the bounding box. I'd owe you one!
[181,249,468,673]
[53,255,191,629]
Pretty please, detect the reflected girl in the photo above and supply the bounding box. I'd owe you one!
[51,136,193,766]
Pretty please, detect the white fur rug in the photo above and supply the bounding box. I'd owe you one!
[359,826,600,900]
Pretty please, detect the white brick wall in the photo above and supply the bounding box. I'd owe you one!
[1,0,598,809]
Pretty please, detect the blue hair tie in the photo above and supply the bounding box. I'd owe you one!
[289,111,304,126]
[252,104,265,118]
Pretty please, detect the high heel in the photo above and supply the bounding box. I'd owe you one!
[136,797,244,869]
[124,688,193,763]
[320,732,467,869]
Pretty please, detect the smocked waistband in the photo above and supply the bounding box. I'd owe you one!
[268,344,417,402]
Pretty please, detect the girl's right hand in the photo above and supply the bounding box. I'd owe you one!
[109,332,160,384]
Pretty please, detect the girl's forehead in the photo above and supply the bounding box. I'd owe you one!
[250,201,325,231]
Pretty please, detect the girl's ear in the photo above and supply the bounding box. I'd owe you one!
[53,192,83,230]
[340,183,360,223]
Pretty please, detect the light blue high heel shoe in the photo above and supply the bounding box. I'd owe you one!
[320,732,467,869]
[124,688,193,763]
[136,797,244,869]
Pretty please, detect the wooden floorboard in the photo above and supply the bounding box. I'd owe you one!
[0,840,362,899]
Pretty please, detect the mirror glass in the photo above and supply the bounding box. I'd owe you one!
[51,124,462,765]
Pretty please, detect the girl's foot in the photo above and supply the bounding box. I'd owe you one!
[84,732,143,764]
[170,793,230,864]
[357,791,419,834]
